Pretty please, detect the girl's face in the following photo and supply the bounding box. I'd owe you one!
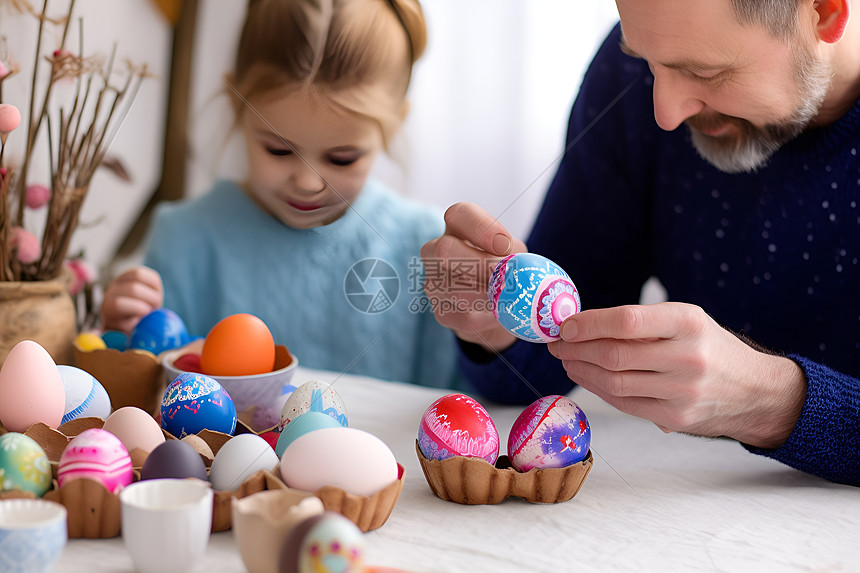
[239,87,384,229]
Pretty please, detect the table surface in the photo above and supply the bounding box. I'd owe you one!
[57,367,859,573]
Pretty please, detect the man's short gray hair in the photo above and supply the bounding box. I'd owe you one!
[730,0,804,38]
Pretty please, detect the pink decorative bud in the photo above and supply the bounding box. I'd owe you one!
[25,184,51,209]
[0,62,7,79]
[65,258,95,296]
[8,227,40,264]
[0,104,21,133]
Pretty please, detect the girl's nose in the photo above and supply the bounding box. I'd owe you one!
[651,67,706,132]
[293,160,326,193]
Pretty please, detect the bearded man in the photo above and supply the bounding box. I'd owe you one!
[421,0,860,486]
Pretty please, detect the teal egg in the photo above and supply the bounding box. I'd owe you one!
[0,433,52,497]
[275,412,343,458]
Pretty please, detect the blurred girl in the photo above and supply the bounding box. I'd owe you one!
[102,0,464,389]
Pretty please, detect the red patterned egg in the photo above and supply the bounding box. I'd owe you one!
[417,393,499,464]
[508,395,590,472]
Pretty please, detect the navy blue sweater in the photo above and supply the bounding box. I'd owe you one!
[461,24,860,486]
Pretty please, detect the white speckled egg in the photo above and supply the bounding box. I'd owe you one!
[278,380,347,431]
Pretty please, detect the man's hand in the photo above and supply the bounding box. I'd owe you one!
[548,302,807,448]
[420,202,526,353]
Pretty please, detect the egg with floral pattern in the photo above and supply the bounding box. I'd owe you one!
[417,393,499,464]
[160,372,237,438]
[0,433,52,497]
[508,395,590,472]
[488,253,581,342]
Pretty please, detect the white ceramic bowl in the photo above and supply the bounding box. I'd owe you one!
[120,478,214,573]
[162,341,298,432]
[0,499,67,573]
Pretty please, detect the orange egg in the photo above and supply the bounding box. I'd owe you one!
[200,314,276,376]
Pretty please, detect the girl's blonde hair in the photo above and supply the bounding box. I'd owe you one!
[230,0,427,147]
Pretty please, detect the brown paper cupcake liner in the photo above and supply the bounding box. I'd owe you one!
[312,463,405,532]
[73,343,164,415]
[416,441,592,505]
[4,419,285,536]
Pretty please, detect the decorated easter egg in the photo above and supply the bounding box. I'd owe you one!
[102,407,166,456]
[0,340,65,432]
[417,393,499,464]
[280,512,365,573]
[276,411,344,457]
[128,308,190,355]
[488,252,581,342]
[200,313,276,376]
[57,365,112,424]
[279,427,398,497]
[278,380,348,432]
[160,372,237,438]
[0,433,52,497]
[57,428,134,493]
[508,395,590,472]
[209,434,279,491]
[140,439,208,481]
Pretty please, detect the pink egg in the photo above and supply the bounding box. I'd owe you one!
[58,428,134,493]
[508,395,590,472]
[417,393,499,464]
[0,340,65,432]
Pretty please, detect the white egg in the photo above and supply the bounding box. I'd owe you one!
[209,433,279,491]
[58,365,112,424]
[279,427,398,497]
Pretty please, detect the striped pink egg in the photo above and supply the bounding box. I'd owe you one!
[58,428,134,493]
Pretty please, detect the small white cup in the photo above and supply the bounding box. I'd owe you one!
[119,478,214,573]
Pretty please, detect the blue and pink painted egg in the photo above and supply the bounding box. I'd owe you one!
[508,395,590,472]
[57,428,134,493]
[488,253,581,343]
[160,372,237,438]
[0,433,52,497]
[418,393,499,464]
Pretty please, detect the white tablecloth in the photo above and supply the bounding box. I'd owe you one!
[57,367,860,573]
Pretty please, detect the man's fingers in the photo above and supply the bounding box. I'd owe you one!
[443,202,514,256]
[560,302,708,342]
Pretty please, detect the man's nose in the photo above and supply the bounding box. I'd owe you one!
[651,67,706,131]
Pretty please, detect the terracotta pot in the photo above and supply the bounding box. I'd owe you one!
[0,275,76,366]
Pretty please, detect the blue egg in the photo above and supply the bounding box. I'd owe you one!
[488,253,581,343]
[128,308,190,355]
[100,330,128,351]
[275,411,343,457]
[160,372,237,438]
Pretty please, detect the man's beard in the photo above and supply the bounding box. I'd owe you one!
[687,44,833,174]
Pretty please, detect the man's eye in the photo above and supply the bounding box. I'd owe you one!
[266,147,291,157]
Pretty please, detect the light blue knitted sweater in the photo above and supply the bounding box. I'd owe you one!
[145,178,465,390]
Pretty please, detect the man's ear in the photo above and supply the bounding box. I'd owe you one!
[815,0,851,43]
